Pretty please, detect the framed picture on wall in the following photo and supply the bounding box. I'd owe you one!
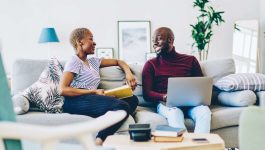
[96,48,114,59]
[146,52,157,60]
[118,21,151,63]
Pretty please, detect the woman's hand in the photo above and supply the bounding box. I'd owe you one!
[95,89,105,95]
[125,73,137,90]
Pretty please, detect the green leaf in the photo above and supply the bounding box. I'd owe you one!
[191,0,225,53]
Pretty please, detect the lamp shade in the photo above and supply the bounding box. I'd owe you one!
[38,28,59,43]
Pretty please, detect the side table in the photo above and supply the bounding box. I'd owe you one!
[103,133,225,150]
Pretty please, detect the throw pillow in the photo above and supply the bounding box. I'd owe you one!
[12,94,30,115]
[218,90,256,107]
[214,73,265,92]
[22,58,64,113]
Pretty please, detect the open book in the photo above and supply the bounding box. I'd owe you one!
[104,85,133,99]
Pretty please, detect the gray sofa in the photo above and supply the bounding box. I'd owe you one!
[11,58,265,148]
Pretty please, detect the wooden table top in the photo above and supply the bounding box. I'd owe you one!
[103,133,225,150]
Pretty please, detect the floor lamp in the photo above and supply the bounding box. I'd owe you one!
[38,27,59,59]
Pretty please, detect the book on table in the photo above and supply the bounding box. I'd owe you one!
[153,135,184,142]
[104,85,133,99]
[152,125,186,137]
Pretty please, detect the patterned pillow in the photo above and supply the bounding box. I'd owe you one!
[214,73,265,92]
[22,58,64,113]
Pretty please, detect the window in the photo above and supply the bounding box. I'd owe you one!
[232,21,258,73]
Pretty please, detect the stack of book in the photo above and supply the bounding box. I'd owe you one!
[152,125,186,142]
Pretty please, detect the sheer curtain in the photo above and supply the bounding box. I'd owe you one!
[258,25,265,74]
[259,36,265,74]
[256,47,260,73]
[259,0,265,74]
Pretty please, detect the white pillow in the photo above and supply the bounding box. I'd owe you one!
[22,58,64,113]
[214,73,265,92]
[218,90,256,107]
[12,94,30,115]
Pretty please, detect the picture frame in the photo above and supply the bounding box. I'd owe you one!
[118,21,151,63]
[146,52,157,60]
[96,48,114,59]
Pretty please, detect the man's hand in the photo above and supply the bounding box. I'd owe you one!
[95,89,105,95]
[125,73,137,90]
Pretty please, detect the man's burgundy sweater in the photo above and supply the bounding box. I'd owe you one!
[142,48,203,102]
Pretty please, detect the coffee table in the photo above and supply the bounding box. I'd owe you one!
[103,133,225,150]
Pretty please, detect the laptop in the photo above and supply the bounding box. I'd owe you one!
[166,77,213,107]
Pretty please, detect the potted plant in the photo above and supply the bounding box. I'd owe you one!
[191,0,225,61]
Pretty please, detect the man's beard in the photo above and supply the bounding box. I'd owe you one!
[156,42,169,58]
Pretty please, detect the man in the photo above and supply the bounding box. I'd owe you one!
[142,27,211,133]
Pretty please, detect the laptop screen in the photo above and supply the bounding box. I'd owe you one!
[166,77,213,107]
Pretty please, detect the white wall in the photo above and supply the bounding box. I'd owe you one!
[0,0,260,74]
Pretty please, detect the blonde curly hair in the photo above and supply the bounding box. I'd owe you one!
[70,28,91,50]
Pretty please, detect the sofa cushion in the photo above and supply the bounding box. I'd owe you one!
[99,66,124,81]
[12,59,49,95]
[116,115,135,132]
[21,58,64,113]
[135,111,168,131]
[134,106,167,130]
[136,105,245,131]
[12,59,67,95]
[135,106,196,131]
[98,81,124,90]
[214,73,265,92]
[129,63,144,85]
[201,58,235,83]
[210,105,246,130]
[218,90,256,107]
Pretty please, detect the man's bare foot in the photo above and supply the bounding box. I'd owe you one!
[95,138,103,145]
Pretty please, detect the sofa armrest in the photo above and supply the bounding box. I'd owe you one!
[256,91,265,107]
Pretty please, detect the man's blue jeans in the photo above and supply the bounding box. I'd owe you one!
[157,103,211,133]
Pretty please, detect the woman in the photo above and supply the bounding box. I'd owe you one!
[59,28,139,145]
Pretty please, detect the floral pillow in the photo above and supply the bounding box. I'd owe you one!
[22,58,64,113]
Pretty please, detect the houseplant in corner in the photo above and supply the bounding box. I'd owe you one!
[191,0,225,61]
